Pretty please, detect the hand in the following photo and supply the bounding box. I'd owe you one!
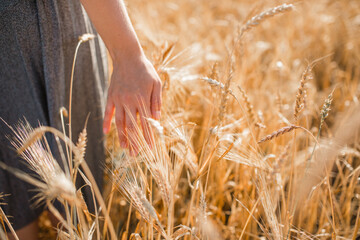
[103,54,162,155]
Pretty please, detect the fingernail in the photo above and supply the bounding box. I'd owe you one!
[155,111,161,120]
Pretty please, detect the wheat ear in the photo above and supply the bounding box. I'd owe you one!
[74,128,87,168]
[294,65,313,120]
[258,125,300,143]
[238,86,256,124]
[239,4,294,37]
[320,91,334,128]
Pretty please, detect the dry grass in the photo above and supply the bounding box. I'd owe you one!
[1,0,360,239]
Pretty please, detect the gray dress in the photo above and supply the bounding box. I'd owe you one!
[0,0,108,230]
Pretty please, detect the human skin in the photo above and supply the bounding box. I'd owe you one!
[81,0,162,154]
[9,0,161,238]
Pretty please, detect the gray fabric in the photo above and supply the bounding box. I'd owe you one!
[0,0,108,230]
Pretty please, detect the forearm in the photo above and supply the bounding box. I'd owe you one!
[80,0,143,62]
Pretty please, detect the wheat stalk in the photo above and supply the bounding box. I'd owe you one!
[9,123,78,205]
[271,143,291,175]
[113,166,168,238]
[113,167,151,222]
[68,33,95,173]
[209,62,219,80]
[0,205,19,240]
[201,77,237,100]
[218,70,234,124]
[13,123,116,239]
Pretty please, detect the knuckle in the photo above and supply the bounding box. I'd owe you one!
[114,93,132,104]
[122,94,132,102]
[113,95,122,104]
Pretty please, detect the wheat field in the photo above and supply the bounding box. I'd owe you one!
[1,0,360,239]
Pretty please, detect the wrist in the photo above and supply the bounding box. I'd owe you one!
[112,51,150,75]
[109,41,145,64]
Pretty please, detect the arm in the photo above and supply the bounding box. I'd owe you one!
[80,0,162,153]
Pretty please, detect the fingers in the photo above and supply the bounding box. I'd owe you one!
[105,59,162,156]
[151,81,162,120]
[125,107,139,156]
[115,107,127,148]
[103,99,115,134]
[138,104,153,148]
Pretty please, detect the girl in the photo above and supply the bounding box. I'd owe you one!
[0,0,161,239]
